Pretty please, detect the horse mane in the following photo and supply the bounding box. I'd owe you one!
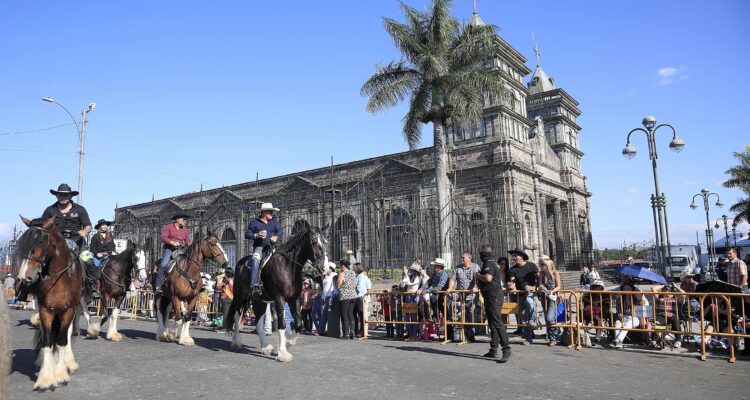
[110,246,135,261]
[14,227,46,264]
[277,221,311,254]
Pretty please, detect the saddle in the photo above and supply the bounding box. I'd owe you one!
[165,249,198,289]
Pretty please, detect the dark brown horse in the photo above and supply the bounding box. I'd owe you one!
[17,216,83,391]
[155,230,228,345]
[223,221,327,362]
[81,241,147,340]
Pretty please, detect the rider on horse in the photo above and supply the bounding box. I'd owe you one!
[81,219,116,299]
[154,213,192,295]
[244,203,283,295]
[41,183,95,298]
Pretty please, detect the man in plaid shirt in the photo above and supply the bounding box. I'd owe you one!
[654,284,685,348]
[727,248,748,289]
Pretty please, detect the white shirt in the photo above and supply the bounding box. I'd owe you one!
[5,277,15,289]
[322,274,334,298]
[401,272,421,293]
[205,279,216,293]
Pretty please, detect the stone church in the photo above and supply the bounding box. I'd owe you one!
[114,10,593,273]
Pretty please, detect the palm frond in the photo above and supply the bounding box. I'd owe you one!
[451,23,499,67]
[723,146,750,189]
[428,0,458,52]
[401,83,431,149]
[361,62,422,114]
[383,17,427,67]
[728,196,750,224]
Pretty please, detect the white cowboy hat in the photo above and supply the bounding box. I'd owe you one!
[260,203,279,212]
[430,257,446,267]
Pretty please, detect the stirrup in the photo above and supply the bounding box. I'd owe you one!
[90,289,101,300]
[251,284,262,296]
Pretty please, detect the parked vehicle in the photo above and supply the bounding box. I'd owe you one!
[666,245,699,280]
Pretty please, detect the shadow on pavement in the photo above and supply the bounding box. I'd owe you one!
[11,348,36,382]
[384,345,490,361]
[118,329,156,341]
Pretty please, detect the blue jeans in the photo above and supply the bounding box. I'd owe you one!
[404,295,418,338]
[447,294,477,341]
[520,292,537,342]
[543,297,560,342]
[250,246,263,286]
[311,296,322,331]
[155,248,172,288]
[317,296,330,334]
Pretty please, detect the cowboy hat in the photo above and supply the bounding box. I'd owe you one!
[408,262,422,272]
[508,248,529,261]
[259,203,279,212]
[50,183,79,196]
[170,213,191,220]
[429,257,446,267]
[94,219,113,229]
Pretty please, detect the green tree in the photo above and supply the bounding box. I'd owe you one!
[723,145,750,223]
[361,0,505,265]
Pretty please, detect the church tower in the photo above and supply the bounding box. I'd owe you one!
[525,41,593,268]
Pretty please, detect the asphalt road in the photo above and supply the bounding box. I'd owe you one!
[5,309,747,400]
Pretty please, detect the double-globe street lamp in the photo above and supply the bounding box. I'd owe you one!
[42,97,96,205]
[714,214,744,248]
[690,189,723,280]
[622,115,685,277]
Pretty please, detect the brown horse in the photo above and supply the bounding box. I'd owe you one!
[155,230,227,345]
[17,216,83,391]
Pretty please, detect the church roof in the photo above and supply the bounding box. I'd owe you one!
[528,64,555,95]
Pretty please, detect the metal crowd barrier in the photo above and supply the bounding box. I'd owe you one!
[362,289,581,350]
[89,289,223,322]
[364,287,749,363]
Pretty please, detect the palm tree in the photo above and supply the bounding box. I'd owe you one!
[361,0,505,265]
[723,145,750,223]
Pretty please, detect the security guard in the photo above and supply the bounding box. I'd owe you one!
[476,244,511,363]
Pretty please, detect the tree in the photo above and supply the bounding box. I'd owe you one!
[723,145,750,223]
[361,0,505,266]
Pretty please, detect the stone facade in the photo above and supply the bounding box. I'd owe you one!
[114,25,593,272]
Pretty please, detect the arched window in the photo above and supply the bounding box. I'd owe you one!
[221,228,237,268]
[469,211,486,256]
[386,208,412,267]
[333,214,359,262]
[144,237,154,266]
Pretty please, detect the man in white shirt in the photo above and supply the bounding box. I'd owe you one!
[316,263,337,335]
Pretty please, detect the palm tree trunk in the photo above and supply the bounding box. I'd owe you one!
[433,121,453,267]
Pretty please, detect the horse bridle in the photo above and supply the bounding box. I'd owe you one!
[286,231,326,278]
[172,236,226,287]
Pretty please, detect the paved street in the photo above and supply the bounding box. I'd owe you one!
[6,309,747,400]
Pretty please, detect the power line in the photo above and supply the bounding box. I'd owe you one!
[0,122,79,137]
[86,153,220,185]
[0,147,76,154]
[0,146,220,185]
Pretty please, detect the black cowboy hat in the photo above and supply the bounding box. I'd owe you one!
[508,248,529,261]
[170,213,191,220]
[50,183,79,196]
[94,219,113,229]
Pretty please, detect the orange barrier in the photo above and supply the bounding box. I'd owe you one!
[577,289,750,363]
[363,289,581,350]
[90,289,223,322]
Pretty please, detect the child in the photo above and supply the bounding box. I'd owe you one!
[300,280,314,333]
[379,289,393,338]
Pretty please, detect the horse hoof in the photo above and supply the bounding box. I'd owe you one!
[67,362,79,373]
[179,337,195,346]
[229,342,243,350]
[157,333,171,342]
[86,332,99,340]
[261,345,274,356]
[33,384,55,392]
[276,352,293,363]
[107,332,123,342]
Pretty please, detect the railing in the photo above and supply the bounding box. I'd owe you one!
[364,288,750,363]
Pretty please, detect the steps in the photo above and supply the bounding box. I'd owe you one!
[557,269,618,290]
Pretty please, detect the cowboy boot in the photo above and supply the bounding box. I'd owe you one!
[85,259,101,300]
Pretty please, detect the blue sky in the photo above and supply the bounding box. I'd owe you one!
[1,0,748,249]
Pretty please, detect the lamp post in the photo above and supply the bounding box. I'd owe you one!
[42,97,96,205]
[714,215,743,248]
[622,115,685,277]
[691,189,723,280]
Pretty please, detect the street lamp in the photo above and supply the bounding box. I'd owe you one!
[714,215,743,248]
[622,115,685,277]
[690,189,722,280]
[42,97,96,204]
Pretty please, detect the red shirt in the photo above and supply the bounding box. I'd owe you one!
[160,223,192,249]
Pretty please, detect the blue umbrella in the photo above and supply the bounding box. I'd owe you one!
[616,265,667,285]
